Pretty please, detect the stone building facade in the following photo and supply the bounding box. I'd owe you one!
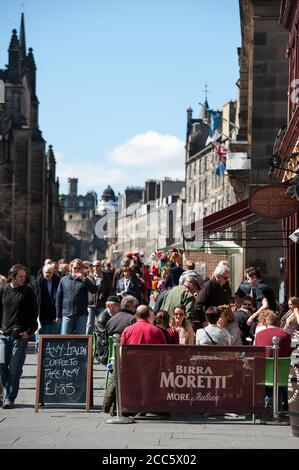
[0,15,64,274]
[185,100,238,227]
[115,179,185,262]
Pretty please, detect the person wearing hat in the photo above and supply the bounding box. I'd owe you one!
[94,296,121,363]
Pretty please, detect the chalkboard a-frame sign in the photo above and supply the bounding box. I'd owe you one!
[35,335,93,412]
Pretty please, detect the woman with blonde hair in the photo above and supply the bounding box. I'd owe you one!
[217,304,242,345]
[170,305,194,345]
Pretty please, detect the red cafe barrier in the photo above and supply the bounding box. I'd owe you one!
[120,345,267,414]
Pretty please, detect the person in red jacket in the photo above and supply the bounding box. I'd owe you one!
[255,312,291,357]
[121,305,166,345]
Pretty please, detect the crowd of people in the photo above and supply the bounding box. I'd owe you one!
[0,249,299,411]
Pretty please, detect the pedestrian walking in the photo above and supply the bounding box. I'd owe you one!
[55,259,98,335]
[86,260,110,335]
[0,264,38,409]
[33,264,60,352]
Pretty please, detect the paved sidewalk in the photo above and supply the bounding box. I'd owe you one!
[0,344,298,449]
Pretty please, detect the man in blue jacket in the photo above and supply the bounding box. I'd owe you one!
[56,259,98,335]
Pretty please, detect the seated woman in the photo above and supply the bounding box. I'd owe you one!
[170,305,194,345]
[216,304,242,345]
[281,297,299,338]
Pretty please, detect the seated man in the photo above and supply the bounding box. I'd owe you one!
[94,296,121,363]
[196,307,231,345]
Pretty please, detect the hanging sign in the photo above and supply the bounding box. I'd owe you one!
[249,184,299,218]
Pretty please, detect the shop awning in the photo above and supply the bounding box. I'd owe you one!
[183,198,254,240]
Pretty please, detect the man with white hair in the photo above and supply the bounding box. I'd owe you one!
[194,263,231,328]
[33,264,60,352]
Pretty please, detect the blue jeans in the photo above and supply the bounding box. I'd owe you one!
[0,334,28,401]
[61,315,87,335]
[35,321,58,353]
[86,307,103,335]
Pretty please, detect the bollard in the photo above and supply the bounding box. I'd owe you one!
[272,336,279,420]
[105,334,135,425]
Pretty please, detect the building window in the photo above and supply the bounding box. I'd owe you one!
[205,157,208,171]
[204,179,207,198]
[189,164,192,179]
[194,185,197,201]
[188,187,192,203]
[194,161,197,176]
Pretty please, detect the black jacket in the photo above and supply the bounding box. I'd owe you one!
[235,308,253,345]
[194,278,231,325]
[165,265,184,289]
[94,308,112,363]
[33,275,60,326]
[0,284,38,336]
[106,309,135,338]
[87,274,110,309]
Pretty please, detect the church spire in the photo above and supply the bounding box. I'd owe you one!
[8,29,21,82]
[9,29,19,50]
[19,13,26,59]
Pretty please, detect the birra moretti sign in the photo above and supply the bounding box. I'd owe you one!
[120,345,265,414]
[160,365,227,404]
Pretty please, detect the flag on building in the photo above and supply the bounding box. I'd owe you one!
[205,111,222,146]
[215,144,227,176]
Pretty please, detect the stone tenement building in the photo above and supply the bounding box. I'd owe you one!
[0,15,65,274]
[185,100,238,225]
[115,179,185,261]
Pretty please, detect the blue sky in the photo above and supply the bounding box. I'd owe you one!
[0,0,241,197]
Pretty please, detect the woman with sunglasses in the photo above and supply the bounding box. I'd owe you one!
[169,305,194,345]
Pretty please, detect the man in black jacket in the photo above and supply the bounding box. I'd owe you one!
[86,260,110,335]
[94,295,121,363]
[0,264,38,409]
[33,264,60,352]
[194,264,231,327]
[101,295,137,365]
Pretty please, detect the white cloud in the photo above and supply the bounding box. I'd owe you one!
[55,131,185,194]
[109,130,185,168]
